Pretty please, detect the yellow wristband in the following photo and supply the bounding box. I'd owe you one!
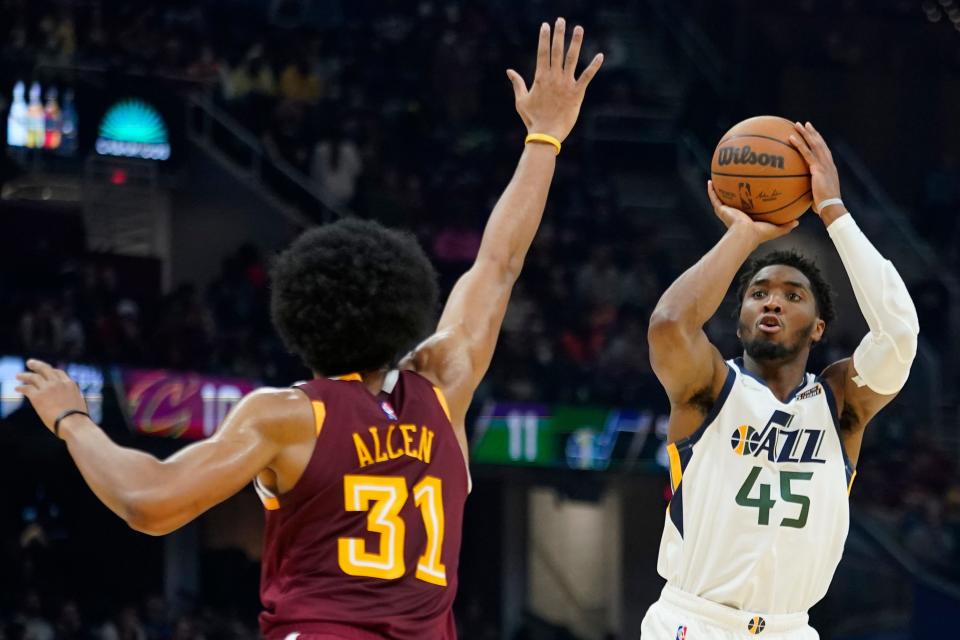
[525,133,561,155]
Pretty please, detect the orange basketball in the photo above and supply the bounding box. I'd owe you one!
[710,116,812,225]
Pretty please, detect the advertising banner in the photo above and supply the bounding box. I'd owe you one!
[472,401,670,472]
[116,368,258,440]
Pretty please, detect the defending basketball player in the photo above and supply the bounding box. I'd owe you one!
[642,122,919,639]
[14,19,603,640]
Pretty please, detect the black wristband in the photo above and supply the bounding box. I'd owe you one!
[53,409,90,439]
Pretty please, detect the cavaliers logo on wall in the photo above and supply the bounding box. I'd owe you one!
[116,369,257,439]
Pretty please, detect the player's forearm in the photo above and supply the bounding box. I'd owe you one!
[59,414,167,531]
[475,144,557,279]
[826,211,919,394]
[651,223,759,332]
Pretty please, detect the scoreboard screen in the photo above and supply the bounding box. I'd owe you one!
[471,401,671,472]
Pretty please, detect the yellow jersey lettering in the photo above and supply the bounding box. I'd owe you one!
[353,433,375,468]
[418,427,435,464]
[400,424,419,460]
[370,426,389,463]
[354,425,436,468]
[386,424,403,460]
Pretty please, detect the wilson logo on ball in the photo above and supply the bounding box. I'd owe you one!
[717,144,785,169]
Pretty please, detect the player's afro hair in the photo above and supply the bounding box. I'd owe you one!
[270,218,439,376]
[735,249,836,326]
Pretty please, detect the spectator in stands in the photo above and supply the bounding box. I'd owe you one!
[141,596,170,640]
[224,46,276,102]
[18,299,64,359]
[310,128,363,208]
[59,300,86,361]
[432,27,481,124]
[38,9,76,62]
[279,58,323,104]
[13,589,53,640]
[98,607,146,640]
[902,484,954,576]
[598,311,654,391]
[169,617,202,640]
[186,44,224,89]
[155,284,215,370]
[575,247,622,307]
[2,20,31,62]
[262,100,311,171]
[54,601,89,640]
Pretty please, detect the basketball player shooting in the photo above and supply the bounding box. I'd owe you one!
[642,122,919,639]
[14,19,602,640]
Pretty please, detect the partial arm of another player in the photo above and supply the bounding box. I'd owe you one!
[791,122,919,436]
[648,184,797,412]
[15,360,309,535]
[412,19,603,423]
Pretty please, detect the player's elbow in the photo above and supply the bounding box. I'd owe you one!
[852,329,919,396]
[648,308,687,344]
[127,518,172,537]
[121,492,179,536]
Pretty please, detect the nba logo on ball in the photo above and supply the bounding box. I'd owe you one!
[748,616,766,634]
[737,182,754,210]
[730,425,760,456]
[675,625,688,640]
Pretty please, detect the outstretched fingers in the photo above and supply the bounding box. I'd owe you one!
[535,22,550,78]
[26,359,57,380]
[506,69,528,99]
[789,125,816,166]
[564,25,584,76]
[771,219,800,238]
[551,18,566,70]
[707,180,722,208]
[803,121,834,159]
[706,180,735,224]
[576,52,604,88]
[15,371,42,389]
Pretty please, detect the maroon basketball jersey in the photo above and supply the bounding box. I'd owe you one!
[257,370,468,640]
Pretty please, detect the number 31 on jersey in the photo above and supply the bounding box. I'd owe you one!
[338,474,447,586]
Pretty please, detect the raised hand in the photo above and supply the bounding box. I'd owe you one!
[789,121,842,216]
[506,18,604,143]
[708,180,798,245]
[15,359,87,435]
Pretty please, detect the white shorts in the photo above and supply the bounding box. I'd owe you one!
[641,585,819,639]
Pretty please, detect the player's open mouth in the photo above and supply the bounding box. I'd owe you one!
[757,315,783,334]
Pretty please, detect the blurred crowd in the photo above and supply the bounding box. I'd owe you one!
[855,427,960,582]
[1,0,670,406]
[0,244,299,384]
[0,591,257,640]
[2,227,671,407]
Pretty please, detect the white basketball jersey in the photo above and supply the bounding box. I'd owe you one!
[657,358,856,614]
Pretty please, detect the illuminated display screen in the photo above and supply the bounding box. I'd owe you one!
[471,401,671,472]
[6,81,78,155]
[95,98,170,160]
[0,356,103,422]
